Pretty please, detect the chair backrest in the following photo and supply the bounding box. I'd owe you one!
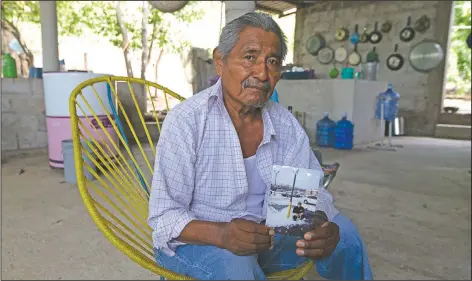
[69,76,315,280]
[69,76,191,278]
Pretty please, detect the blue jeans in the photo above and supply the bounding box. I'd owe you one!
[154,214,373,280]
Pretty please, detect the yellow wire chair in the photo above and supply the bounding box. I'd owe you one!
[69,76,315,280]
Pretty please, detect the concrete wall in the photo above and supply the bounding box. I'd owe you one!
[1,79,48,151]
[293,1,453,136]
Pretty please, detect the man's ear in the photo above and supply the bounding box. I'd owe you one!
[213,48,223,77]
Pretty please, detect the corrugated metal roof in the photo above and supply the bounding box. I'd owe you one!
[255,1,315,16]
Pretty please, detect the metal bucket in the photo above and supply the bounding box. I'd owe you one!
[62,139,96,184]
[362,62,379,81]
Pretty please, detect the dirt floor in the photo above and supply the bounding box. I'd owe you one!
[1,137,471,280]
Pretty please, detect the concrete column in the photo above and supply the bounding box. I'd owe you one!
[39,1,60,72]
[224,1,256,24]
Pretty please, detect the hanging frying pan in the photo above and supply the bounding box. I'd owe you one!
[334,46,348,63]
[386,44,404,71]
[368,22,382,44]
[380,20,392,33]
[414,15,431,33]
[400,16,415,42]
[348,44,361,66]
[335,26,349,41]
[317,47,334,64]
[409,40,444,73]
[350,24,360,45]
[306,33,326,56]
[329,63,339,79]
[359,25,369,43]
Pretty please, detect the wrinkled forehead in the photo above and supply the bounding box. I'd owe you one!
[234,27,282,57]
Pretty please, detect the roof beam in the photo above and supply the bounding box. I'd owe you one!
[255,3,283,17]
[280,0,308,8]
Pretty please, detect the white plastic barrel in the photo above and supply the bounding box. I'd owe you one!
[43,72,118,168]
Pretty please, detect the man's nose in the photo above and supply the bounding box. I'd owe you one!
[252,58,268,82]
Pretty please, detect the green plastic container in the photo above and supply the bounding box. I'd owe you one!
[2,53,17,78]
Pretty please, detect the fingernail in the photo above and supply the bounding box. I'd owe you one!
[269,229,275,236]
[304,233,312,240]
[297,249,304,256]
[322,222,329,227]
[297,240,306,247]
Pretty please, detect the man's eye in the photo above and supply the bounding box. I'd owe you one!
[245,55,256,61]
[268,58,280,65]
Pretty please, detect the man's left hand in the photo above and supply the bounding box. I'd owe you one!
[295,215,340,259]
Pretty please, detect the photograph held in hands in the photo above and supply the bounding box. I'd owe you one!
[265,165,323,237]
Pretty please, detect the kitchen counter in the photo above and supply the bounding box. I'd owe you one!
[276,79,388,146]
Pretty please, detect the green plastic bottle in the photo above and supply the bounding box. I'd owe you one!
[2,53,17,78]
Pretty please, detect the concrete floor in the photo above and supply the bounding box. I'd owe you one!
[1,137,471,280]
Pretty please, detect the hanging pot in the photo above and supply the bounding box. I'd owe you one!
[400,16,415,42]
[334,46,348,63]
[350,24,360,45]
[329,64,339,79]
[380,20,392,33]
[306,33,326,56]
[386,44,404,71]
[149,1,188,13]
[414,15,431,33]
[348,44,361,66]
[335,27,350,41]
[359,25,369,43]
[409,40,444,73]
[317,47,335,64]
[368,22,383,44]
[366,46,379,63]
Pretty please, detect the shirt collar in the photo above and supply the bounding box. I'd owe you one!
[209,77,276,143]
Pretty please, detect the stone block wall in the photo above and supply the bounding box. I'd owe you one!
[1,78,48,151]
[294,1,452,136]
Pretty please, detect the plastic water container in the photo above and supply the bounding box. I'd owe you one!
[333,113,354,150]
[62,139,96,184]
[375,84,400,121]
[316,112,336,147]
[2,53,17,78]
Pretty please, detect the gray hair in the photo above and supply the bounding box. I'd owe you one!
[216,12,288,62]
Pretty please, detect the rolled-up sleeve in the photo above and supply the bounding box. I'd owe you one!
[148,109,197,256]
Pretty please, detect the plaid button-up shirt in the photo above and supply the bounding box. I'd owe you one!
[148,79,339,256]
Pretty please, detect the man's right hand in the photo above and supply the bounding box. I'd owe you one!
[218,218,274,256]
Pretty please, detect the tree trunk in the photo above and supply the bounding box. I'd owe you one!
[1,19,34,72]
[140,1,150,80]
[114,1,134,77]
[153,49,165,96]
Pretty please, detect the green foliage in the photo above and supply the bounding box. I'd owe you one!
[1,1,91,37]
[1,1,204,58]
[71,1,204,55]
[447,1,471,95]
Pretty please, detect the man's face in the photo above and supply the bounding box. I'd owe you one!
[214,27,282,112]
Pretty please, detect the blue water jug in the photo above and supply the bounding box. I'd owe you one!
[375,84,400,121]
[316,112,336,147]
[334,113,354,150]
[270,89,279,103]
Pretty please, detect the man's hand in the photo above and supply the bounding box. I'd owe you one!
[218,219,275,256]
[295,212,340,259]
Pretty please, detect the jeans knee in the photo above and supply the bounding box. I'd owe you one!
[211,251,264,280]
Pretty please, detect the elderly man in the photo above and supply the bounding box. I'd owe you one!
[148,12,372,280]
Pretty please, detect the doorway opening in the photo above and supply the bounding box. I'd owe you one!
[443,1,471,115]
